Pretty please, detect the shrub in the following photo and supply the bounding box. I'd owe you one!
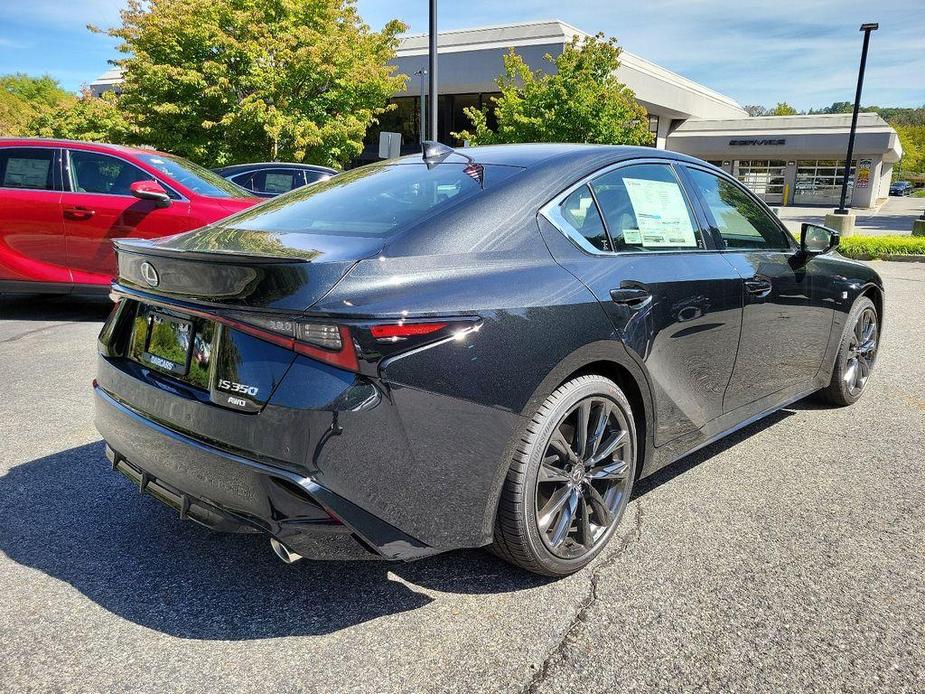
[837,235,925,259]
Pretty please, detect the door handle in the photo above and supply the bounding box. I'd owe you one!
[610,287,652,307]
[744,276,773,298]
[63,206,95,221]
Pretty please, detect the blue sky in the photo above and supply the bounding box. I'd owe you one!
[0,0,922,110]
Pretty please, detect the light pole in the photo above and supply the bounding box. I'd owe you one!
[835,22,878,215]
[414,69,427,144]
[428,0,438,143]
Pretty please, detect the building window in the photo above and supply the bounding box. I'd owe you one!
[451,94,480,145]
[481,92,502,133]
[794,160,856,205]
[734,159,787,203]
[647,115,659,146]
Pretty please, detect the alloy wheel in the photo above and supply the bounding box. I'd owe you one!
[534,396,632,559]
[845,306,878,396]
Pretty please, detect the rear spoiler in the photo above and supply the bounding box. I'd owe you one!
[113,238,311,265]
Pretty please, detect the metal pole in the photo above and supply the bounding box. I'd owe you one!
[428,0,438,142]
[415,69,427,144]
[836,23,878,214]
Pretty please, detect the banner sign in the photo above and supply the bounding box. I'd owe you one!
[857,159,872,189]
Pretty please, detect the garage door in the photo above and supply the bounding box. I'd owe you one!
[794,160,855,205]
[733,160,786,205]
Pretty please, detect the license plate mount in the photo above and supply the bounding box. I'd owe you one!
[142,310,194,377]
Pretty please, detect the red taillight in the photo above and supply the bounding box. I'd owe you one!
[293,326,358,372]
[218,317,359,372]
[370,322,448,340]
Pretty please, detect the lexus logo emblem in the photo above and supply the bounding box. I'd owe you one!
[140,262,159,287]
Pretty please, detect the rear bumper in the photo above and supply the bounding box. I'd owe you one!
[94,385,436,561]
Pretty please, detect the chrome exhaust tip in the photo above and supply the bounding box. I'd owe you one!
[270,538,303,564]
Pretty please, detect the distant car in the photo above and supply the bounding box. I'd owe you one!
[213,162,338,198]
[0,138,260,294]
[889,181,913,196]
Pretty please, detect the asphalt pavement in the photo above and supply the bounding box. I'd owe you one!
[1,260,923,693]
[777,195,925,237]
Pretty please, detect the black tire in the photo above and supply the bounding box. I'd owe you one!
[817,296,879,406]
[491,375,637,577]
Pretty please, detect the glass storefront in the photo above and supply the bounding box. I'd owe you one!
[733,160,787,204]
[793,160,856,205]
[359,92,503,164]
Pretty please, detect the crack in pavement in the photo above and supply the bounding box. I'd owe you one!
[521,501,645,694]
[0,322,80,345]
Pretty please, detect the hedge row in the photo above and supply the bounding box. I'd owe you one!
[786,228,925,259]
[837,235,925,259]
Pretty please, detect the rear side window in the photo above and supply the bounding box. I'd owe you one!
[68,150,154,196]
[686,168,790,250]
[0,148,55,190]
[217,162,522,237]
[591,164,702,251]
[551,184,610,252]
[253,169,304,194]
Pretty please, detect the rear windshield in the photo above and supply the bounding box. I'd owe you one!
[137,152,252,198]
[214,162,522,237]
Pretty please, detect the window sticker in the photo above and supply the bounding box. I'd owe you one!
[622,228,642,245]
[623,178,697,248]
[264,173,294,194]
[4,158,50,188]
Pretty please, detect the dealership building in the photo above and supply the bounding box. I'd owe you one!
[90,19,902,208]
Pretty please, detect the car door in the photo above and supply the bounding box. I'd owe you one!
[62,149,191,284]
[541,161,744,447]
[681,165,833,413]
[0,146,70,285]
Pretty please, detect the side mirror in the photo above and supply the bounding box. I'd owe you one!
[801,223,839,256]
[129,180,172,208]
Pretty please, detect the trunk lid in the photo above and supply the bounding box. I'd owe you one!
[114,227,385,311]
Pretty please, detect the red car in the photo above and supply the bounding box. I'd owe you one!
[0,139,259,294]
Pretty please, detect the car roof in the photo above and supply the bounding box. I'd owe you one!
[0,137,170,158]
[395,143,705,169]
[214,162,338,174]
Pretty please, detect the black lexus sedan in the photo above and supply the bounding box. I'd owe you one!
[94,143,883,576]
[213,162,338,197]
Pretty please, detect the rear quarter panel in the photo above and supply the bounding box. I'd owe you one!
[308,247,647,548]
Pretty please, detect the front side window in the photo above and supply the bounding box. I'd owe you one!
[303,170,331,185]
[686,168,790,250]
[68,150,153,196]
[0,148,56,190]
[591,164,702,252]
[137,152,252,198]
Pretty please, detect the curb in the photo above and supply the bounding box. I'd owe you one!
[847,254,925,263]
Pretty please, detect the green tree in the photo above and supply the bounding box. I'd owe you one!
[97,0,406,167]
[807,101,853,115]
[770,102,799,116]
[30,89,129,142]
[454,33,651,147]
[0,73,72,136]
[743,104,768,117]
[894,124,925,174]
